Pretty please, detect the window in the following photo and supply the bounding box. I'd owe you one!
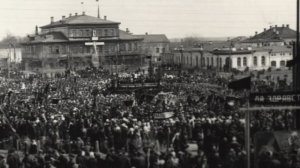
[128,43,132,51]
[237,57,241,67]
[280,60,285,67]
[253,56,257,66]
[70,30,76,37]
[271,61,277,67]
[162,48,165,53]
[111,29,115,36]
[78,30,83,37]
[85,30,90,37]
[261,56,266,66]
[134,43,138,51]
[97,29,102,37]
[156,48,160,53]
[243,57,247,66]
[120,43,125,51]
[54,46,59,54]
[61,45,66,54]
[104,29,108,36]
[211,57,214,66]
[219,58,222,67]
[202,57,205,66]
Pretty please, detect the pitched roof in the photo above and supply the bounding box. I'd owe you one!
[41,14,120,28]
[242,26,296,43]
[201,41,233,52]
[119,30,143,41]
[135,34,169,43]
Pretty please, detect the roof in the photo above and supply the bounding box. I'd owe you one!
[252,46,292,53]
[23,32,69,44]
[119,30,143,41]
[135,34,169,43]
[173,47,203,52]
[40,14,120,28]
[210,48,254,55]
[202,41,233,52]
[242,26,296,43]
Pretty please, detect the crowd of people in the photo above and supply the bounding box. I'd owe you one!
[0,66,298,168]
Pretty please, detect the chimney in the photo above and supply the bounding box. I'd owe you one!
[145,32,148,35]
[275,25,278,28]
[286,24,290,28]
[82,11,85,15]
[75,13,78,16]
[104,16,107,20]
[270,25,273,29]
[62,15,66,20]
[255,31,258,35]
[50,17,54,23]
[69,13,72,17]
[126,28,130,33]
[264,28,266,32]
[282,24,285,27]
[35,25,38,35]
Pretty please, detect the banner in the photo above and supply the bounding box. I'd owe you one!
[153,112,174,120]
[250,92,300,106]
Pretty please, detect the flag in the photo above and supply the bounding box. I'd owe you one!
[286,59,295,67]
[81,2,84,4]
[228,76,251,90]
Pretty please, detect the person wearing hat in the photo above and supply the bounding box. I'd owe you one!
[0,154,7,168]
[7,148,22,168]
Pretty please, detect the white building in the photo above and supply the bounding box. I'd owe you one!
[168,46,292,71]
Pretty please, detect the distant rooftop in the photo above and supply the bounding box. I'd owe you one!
[135,34,170,43]
[242,25,296,43]
[40,13,120,29]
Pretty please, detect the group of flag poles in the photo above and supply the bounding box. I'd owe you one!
[80,0,100,18]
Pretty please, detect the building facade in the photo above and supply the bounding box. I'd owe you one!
[21,12,146,76]
[240,24,295,47]
[164,24,295,72]
[168,46,292,71]
[135,33,170,63]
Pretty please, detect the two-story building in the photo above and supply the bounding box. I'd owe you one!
[135,33,170,64]
[21,12,146,76]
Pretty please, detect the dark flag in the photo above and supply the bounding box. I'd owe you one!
[123,100,133,107]
[286,60,295,67]
[44,83,50,94]
[287,57,300,67]
[228,76,251,90]
[51,98,60,104]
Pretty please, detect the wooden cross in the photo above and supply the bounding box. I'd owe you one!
[85,41,104,68]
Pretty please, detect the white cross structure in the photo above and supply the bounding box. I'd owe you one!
[85,30,105,67]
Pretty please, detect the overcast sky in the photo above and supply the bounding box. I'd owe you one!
[0,0,296,39]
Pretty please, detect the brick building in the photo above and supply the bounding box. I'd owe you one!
[21,12,146,76]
